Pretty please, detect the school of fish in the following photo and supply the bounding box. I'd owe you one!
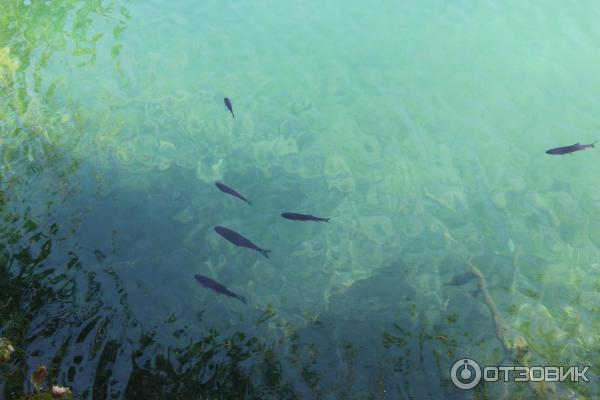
[195,97,596,304]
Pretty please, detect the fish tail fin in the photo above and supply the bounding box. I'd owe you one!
[260,249,272,259]
[238,295,247,305]
[592,141,597,148]
[245,199,253,206]
[322,218,331,223]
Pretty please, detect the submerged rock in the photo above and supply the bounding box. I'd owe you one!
[173,206,193,224]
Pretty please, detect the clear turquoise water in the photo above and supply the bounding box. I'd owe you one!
[1,0,600,398]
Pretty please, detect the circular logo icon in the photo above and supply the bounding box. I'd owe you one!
[450,358,482,389]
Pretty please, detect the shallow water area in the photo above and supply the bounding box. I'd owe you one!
[1,0,600,399]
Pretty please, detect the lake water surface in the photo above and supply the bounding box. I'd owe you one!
[1,0,599,399]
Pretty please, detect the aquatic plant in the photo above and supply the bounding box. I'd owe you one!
[0,47,19,86]
[31,365,48,392]
[1,341,72,399]
[0,337,15,364]
[21,364,72,400]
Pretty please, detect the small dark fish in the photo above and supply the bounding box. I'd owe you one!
[224,97,234,119]
[281,212,330,223]
[194,274,246,304]
[546,142,596,155]
[215,181,252,205]
[214,226,271,258]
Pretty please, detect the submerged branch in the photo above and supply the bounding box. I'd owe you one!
[450,258,559,399]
